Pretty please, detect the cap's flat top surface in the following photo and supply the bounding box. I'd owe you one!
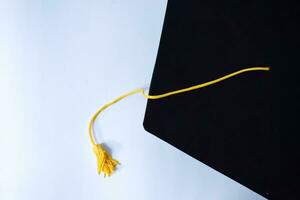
[144,1,300,199]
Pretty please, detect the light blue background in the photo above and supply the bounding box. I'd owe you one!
[0,1,266,199]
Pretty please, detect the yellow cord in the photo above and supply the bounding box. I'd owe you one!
[88,66,270,176]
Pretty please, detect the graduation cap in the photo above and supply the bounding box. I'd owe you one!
[87,1,299,199]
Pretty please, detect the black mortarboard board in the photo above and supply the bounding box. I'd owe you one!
[143,1,300,199]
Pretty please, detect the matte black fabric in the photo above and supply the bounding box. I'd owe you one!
[143,1,300,199]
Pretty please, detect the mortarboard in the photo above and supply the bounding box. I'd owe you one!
[87,1,300,199]
[143,1,273,198]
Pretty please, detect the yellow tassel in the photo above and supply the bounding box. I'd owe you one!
[93,144,119,177]
[88,67,270,177]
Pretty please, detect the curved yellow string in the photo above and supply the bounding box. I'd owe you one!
[88,66,270,176]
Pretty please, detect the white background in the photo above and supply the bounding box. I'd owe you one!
[0,1,266,199]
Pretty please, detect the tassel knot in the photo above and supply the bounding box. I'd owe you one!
[93,144,119,177]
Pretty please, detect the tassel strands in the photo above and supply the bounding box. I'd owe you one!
[93,144,119,177]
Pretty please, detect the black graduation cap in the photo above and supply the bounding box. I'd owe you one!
[143,1,300,199]
[88,1,299,198]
